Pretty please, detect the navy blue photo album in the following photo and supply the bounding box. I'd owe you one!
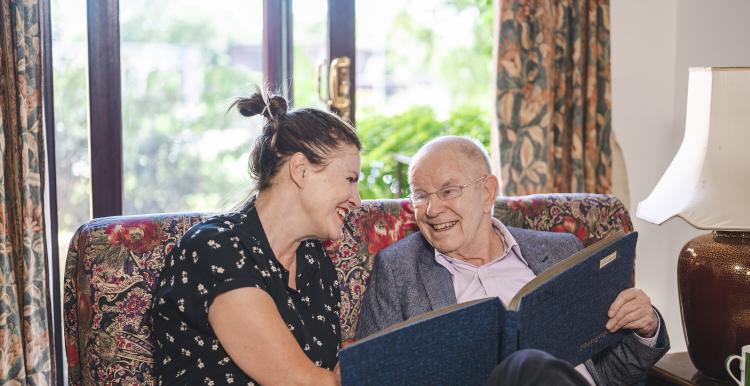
[338,231,638,386]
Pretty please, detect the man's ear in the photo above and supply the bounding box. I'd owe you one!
[483,175,500,213]
[288,152,309,188]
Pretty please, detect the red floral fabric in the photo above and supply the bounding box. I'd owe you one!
[494,193,633,247]
[64,214,209,385]
[64,194,632,385]
[105,220,163,254]
[322,200,418,345]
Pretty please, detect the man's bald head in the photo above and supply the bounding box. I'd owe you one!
[408,136,492,184]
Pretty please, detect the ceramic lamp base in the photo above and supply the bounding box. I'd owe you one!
[678,231,750,380]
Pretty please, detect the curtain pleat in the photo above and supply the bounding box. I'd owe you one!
[494,0,612,195]
[0,0,53,384]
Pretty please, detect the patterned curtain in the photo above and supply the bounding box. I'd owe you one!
[494,0,612,195]
[0,0,54,384]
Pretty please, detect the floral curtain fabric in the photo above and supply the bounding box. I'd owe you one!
[0,0,54,384]
[494,0,612,195]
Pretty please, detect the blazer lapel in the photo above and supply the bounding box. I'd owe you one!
[415,234,457,310]
[508,226,554,275]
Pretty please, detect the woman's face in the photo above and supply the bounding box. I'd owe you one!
[302,144,362,240]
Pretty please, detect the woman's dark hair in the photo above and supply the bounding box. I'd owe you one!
[230,89,361,198]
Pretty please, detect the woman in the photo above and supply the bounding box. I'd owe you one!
[152,91,361,386]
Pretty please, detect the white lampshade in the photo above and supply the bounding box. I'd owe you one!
[637,67,750,231]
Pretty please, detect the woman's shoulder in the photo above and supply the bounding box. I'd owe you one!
[177,212,248,250]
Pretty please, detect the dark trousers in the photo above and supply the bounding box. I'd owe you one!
[486,349,590,386]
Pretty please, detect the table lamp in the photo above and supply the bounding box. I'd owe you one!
[637,67,750,380]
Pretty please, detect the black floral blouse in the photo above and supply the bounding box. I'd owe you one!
[152,203,341,385]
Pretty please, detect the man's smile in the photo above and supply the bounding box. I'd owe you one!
[430,221,458,232]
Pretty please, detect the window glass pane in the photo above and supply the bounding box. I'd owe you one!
[51,0,91,276]
[293,0,328,109]
[51,0,90,377]
[120,0,264,214]
[355,0,493,198]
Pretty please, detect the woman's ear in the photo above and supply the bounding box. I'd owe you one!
[288,152,308,188]
[483,175,500,213]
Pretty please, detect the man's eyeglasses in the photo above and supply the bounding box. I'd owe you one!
[409,175,488,206]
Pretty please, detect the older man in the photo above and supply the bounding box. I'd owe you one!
[356,136,669,386]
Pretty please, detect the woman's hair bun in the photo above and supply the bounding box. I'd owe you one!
[232,91,288,120]
[266,95,288,118]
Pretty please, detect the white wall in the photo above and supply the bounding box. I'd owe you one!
[611,0,750,353]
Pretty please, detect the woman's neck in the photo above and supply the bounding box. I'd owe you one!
[254,189,307,270]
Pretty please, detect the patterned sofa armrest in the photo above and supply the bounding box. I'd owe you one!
[63,213,209,386]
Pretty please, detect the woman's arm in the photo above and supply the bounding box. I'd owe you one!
[209,287,339,386]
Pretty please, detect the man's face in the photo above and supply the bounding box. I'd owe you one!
[409,150,491,258]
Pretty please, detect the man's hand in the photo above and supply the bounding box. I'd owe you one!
[606,288,658,338]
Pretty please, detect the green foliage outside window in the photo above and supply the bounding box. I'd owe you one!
[357,106,490,199]
[353,0,494,199]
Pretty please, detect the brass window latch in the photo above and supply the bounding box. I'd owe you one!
[317,56,352,123]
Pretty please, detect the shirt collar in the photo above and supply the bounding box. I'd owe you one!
[434,218,528,271]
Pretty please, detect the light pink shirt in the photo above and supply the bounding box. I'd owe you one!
[434,219,534,306]
[434,218,659,385]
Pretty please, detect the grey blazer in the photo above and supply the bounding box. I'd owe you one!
[355,227,669,386]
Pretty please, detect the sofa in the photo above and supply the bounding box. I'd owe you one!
[63,194,633,385]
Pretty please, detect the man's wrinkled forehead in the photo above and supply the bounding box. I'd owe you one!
[409,149,477,189]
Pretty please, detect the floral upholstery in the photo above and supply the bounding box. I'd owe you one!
[64,214,210,385]
[64,194,632,385]
[493,193,633,247]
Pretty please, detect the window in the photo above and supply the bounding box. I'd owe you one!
[51,0,90,283]
[119,0,264,214]
[292,0,328,109]
[48,3,491,383]
[354,0,493,197]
